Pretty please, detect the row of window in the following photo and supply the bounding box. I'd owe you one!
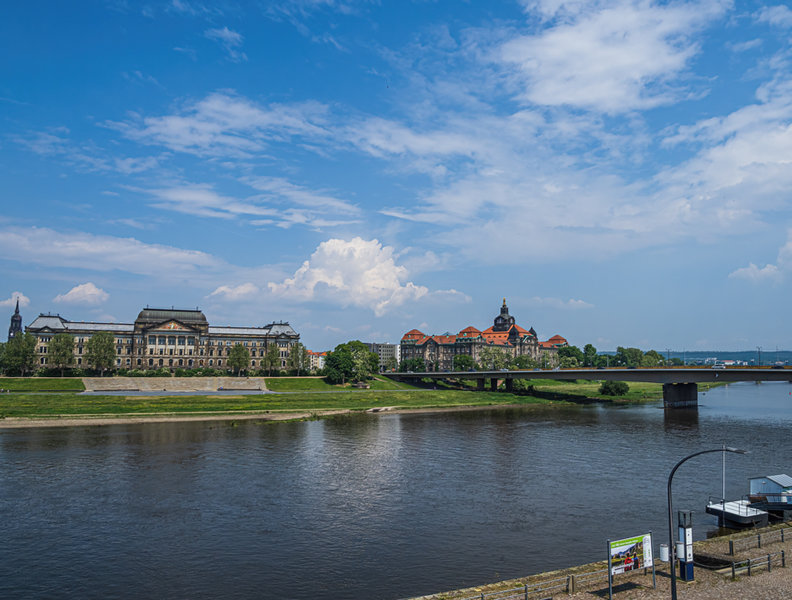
[39,356,290,368]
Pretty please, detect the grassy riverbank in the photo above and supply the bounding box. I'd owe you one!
[0,376,723,421]
[0,389,560,419]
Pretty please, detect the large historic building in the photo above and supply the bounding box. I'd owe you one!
[26,307,300,371]
[400,299,567,371]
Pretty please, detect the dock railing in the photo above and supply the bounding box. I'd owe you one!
[730,551,786,579]
[729,525,791,555]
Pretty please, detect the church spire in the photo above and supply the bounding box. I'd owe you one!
[8,297,23,340]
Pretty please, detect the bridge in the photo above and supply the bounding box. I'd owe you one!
[388,368,792,408]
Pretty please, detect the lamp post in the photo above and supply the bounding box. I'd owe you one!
[667,446,747,600]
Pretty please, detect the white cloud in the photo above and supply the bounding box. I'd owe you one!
[142,180,359,228]
[756,5,792,28]
[728,262,781,282]
[107,92,330,157]
[205,26,247,62]
[500,1,727,113]
[0,226,223,278]
[524,296,594,310]
[0,292,30,308]
[54,282,110,305]
[208,282,260,300]
[269,237,432,316]
[729,229,792,283]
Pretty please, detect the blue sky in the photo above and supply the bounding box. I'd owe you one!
[3,0,792,352]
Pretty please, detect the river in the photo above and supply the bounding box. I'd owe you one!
[1,381,791,599]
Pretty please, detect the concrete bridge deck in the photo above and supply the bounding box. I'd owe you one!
[388,367,792,408]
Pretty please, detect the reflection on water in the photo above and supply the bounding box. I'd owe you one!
[1,382,791,599]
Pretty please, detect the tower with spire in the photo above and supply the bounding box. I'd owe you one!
[8,298,22,341]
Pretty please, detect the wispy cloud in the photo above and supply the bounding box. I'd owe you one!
[524,297,594,310]
[205,27,247,62]
[107,92,330,157]
[208,282,260,300]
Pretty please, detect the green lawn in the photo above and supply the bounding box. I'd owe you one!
[0,389,558,418]
[265,376,417,392]
[0,378,85,391]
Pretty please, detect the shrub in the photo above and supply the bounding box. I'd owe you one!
[599,380,629,396]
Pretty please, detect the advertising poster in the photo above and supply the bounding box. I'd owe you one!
[609,533,653,575]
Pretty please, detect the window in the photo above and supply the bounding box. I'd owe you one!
[148,336,156,344]
[158,336,166,345]
[148,359,153,366]
[77,358,82,365]
[178,337,185,345]
[168,336,176,345]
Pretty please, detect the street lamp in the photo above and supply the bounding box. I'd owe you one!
[667,446,748,600]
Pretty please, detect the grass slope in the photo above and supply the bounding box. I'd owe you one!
[0,377,85,391]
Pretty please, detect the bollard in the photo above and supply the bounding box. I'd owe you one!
[768,554,772,573]
[758,533,762,549]
[783,550,786,568]
[748,558,752,576]
[782,529,785,543]
[569,574,576,594]
[729,540,734,556]
[731,562,736,580]
[524,583,528,600]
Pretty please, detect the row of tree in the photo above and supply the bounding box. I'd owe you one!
[397,343,676,373]
[0,332,312,378]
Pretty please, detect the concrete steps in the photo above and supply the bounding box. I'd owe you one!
[83,377,268,392]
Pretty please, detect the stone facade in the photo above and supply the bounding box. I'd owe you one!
[400,299,567,371]
[26,307,299,371]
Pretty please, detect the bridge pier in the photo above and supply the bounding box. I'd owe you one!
[505,379,513,393]
[477,378,485,391]
[663,382,698,409]
[490,378,498,391]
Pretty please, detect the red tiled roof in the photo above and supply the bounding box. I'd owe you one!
[458,325,481,336]
[433,335,457,344]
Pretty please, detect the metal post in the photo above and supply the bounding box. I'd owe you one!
[524,582,528,600]
[731,562,736,579]
[758,533,762,548]
[729,540,734,556]
[667,447,748,600]
[748,558,752,576]
[782,550,786,568]
[768,554,772,572]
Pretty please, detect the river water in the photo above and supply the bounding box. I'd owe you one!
[1,382,791,599]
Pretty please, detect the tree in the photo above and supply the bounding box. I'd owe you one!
[49,333,75,377]
[599,380,629,396]
[382,356,398,372]
[399,357,425,372]
[286,342,309,376]
[227,343,251,375]
[85,331,116,376]
[559,355,579,369]
[453,354,476,371]
[510,354,538,370]
[558,345,584,365]
[478,346,509,370]
[324,341,378,384]
[262,342,280,376]
[351,347,373,382]
[642,349,665,367]
[583,344,598,367]
[2,333,37,376]
[614,346,643,368]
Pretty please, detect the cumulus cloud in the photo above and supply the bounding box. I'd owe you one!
[208,282,260,300]
[54,282,110,305]
[729,229,792,283]
[269,237,431,316]
[0,292,30,308]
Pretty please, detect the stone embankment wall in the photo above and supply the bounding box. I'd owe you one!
[82,377,268,392]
